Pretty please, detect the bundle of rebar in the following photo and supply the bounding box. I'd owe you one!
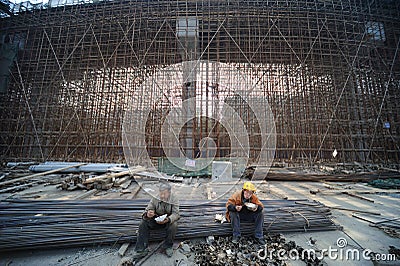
[0,199,339,251]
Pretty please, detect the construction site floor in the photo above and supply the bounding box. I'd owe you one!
[0,178,399,266]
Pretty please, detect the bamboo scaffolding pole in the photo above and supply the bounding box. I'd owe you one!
[0,0,398,165]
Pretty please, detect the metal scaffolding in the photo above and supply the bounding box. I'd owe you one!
[0,0,399,165]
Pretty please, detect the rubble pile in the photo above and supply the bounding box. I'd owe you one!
[58,173,132,191]
[186,234,323,266]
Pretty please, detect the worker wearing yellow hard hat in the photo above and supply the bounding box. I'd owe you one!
[242,181,256,192]
[225,181,265,245]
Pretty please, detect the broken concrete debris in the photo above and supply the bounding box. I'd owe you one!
[58,172,133,191]
[188,234,323,266]
[388,246,400,260]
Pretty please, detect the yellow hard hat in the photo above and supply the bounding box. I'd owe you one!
[243,181,256,192]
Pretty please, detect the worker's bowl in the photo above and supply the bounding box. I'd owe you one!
[155,214,167,222]
[244,202,257,211]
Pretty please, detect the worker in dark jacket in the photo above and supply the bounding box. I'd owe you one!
[226,181,265,245]
[133,182,180,258]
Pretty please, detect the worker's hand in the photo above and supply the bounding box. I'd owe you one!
[235,205,242,211]
[147,210,155,218]
[156,217,169,224]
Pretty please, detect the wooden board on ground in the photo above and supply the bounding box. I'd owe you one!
[118,243,130,257]
[117,184,142,257]
[83,166,145,184]
[0,163,86,187]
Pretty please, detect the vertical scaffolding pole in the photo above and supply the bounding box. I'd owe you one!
[177,17,199,159]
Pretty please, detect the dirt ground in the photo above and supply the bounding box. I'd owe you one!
[0,170,399,266]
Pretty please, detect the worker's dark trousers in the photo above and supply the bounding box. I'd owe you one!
[135,218,177,251]
[229,210,264,239]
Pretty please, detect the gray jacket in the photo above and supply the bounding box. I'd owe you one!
[145,194,180,224]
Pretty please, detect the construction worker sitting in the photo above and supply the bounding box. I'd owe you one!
[133,182,180,259]
[225,181,265,245]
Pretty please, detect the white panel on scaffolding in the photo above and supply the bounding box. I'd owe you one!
[176,17,198,38]
[212,161,232,182]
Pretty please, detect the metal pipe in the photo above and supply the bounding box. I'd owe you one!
[28,162,128,173]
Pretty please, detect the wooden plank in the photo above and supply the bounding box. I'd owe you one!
[118,243,130,257]
[327,205,380,215]
[120,180,132,189]
[117,185,142,258]
[83,166,145,184]
[207,185,213,200]
[0,174,7,182]
[374,216,400,225]
[0,182,38,193]
[128,185,142,199]
[114,176,131,186]
[352,213,376,223]
[342,191,374,203]
[135,171,183,182]
[378,167,400,173]
[0,163,86,187]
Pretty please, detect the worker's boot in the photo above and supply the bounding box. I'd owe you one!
[232,235,240,244]
[256,237,266,246]
[165,247,174,257]
[132,248,149,260]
